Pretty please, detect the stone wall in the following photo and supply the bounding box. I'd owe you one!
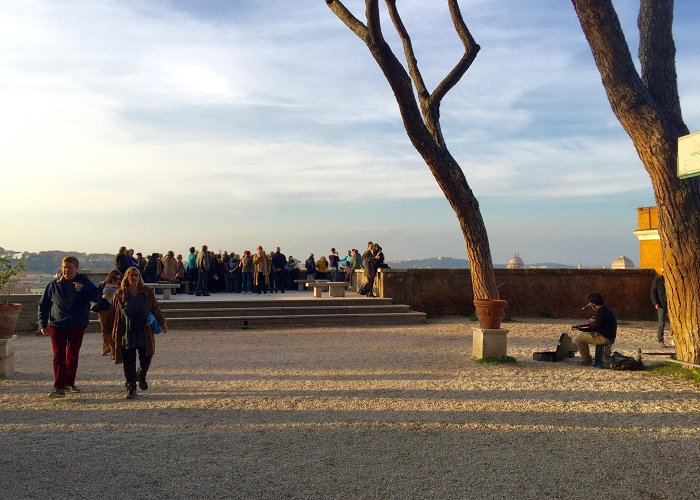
[372,268,657,320]
[9,267,658,333]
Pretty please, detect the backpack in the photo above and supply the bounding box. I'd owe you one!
[608,351,643,371]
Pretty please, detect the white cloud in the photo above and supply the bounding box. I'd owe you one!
[1,0,696,262]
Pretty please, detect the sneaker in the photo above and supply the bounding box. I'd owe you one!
[64,385,81,393]
[657,340,669,348]
[126,388,136,400]
[577,359,592,366]
[48,388,66,398]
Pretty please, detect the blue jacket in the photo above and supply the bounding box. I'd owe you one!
[38,274,100,329]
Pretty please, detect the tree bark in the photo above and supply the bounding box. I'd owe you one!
[326,0,499,299]
[573,0,700,363]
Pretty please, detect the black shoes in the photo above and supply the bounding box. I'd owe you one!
[48,388,66,398]
[137,370,148,391]
[126,388,136,399]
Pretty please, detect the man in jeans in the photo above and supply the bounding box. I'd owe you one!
[38,256,100,398]
[650,270,669,347]
[571,292,617,366]
[194,245,210,296]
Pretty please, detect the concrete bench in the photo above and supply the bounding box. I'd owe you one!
[144,282,180,300]
[294,279,328,291]
[305,281,347,298]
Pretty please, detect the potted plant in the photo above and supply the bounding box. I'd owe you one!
[0,256,25,338]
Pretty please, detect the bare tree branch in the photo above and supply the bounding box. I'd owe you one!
[364,0,384,45]
[385,0,429,100]
[571,1,655,130]
[432,0,480,105]
[325,0,369,41]
[638,0,684,132]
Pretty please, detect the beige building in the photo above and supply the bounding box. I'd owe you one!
[633,206,662,273]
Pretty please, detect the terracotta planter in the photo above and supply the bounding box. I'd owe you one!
[473,299,507,329]
[0,303,22,338]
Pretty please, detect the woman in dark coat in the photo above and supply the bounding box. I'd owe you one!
[107,267,167,399]
[142,254,159,283]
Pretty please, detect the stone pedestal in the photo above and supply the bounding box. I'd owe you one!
[0,335,17,378]
[472,327,508,360]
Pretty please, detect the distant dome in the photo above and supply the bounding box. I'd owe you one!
[507,253,524,269]
[611,256,635,269]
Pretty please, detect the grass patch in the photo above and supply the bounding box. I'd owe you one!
[475,356,518,365]
[646,362,700,383]
[469,312,478,322]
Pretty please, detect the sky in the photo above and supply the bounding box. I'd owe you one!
[1,1,698,267]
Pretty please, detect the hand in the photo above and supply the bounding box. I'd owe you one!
[654,304,660,310]
[73,282,83,292]
[40,327,48,336]
[161,325,168,334]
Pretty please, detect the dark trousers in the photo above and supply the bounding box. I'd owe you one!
[255,273,268,293]
[188,269,197,294]
[657,307,668,341]
[242,272,253,292]
[365,272,376,296]
[272,270,285,292]
[49,325,86,389]
[195,268,209,294]
[121,346,152,389]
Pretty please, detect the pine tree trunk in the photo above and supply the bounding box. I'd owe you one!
[573,0,700,363]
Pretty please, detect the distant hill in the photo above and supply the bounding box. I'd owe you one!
[0,247,114,273]
[387,257,576,269]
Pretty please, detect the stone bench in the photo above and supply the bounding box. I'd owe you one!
[305,281,347,298]
[144,282,181,300]
[294,279,328,291]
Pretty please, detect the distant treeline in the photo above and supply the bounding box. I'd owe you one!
[0,248,114,273]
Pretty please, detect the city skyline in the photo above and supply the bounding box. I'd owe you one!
[2,1,698,267]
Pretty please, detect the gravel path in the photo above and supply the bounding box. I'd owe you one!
[1,318,698,500]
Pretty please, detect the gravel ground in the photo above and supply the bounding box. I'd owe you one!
[1,317,698,500]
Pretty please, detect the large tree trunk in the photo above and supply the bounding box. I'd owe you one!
[573,0,700,363]
[327,0,499,299]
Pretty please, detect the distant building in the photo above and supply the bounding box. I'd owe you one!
[633,206,662,273]
[611,256,635,269]
[507,253,524,269]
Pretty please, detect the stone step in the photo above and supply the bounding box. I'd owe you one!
[87,295,425,332]
[88,311,426,332]
[155,297,394,310]
[158,311,427,329]
[160,304,410,318]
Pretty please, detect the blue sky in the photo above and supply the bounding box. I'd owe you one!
[1,1,698,266]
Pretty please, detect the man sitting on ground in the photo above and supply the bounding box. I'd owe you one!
[571,292,617,366]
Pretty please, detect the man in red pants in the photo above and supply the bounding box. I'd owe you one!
[38,256,99,398]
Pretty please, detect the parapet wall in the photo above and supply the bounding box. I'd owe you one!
[9,267,658,333]
[373,268,657,320]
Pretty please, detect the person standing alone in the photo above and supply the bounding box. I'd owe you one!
[650,270,670,347]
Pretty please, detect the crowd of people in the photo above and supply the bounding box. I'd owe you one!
[36,243,389,400]
[113,242,389,296]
